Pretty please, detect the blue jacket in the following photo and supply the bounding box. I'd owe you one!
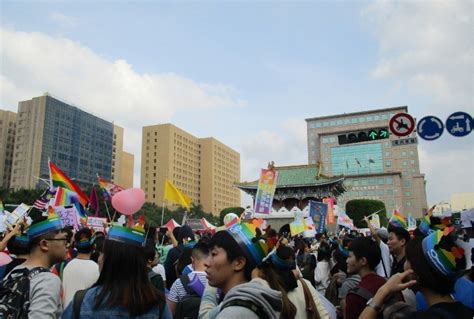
[62,286,172,318]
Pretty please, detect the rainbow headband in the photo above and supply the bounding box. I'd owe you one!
[226,223,268,267]
[389,211,407,229]
[76,233,96,248]
[27,217,64,240]
[107,225,145,247]
[421,227,464,276]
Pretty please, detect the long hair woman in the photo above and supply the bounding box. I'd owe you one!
[253,245,334,319]
[62,225,172,318]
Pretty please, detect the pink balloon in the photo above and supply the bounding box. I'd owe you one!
[111,188,146,215]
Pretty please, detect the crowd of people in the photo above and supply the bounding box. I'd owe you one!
[0,205,472,319]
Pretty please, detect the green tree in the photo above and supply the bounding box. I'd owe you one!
[346,199,388,229]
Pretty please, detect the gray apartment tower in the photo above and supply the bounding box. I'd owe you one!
[306,106,428,218]
[10,93,113,189]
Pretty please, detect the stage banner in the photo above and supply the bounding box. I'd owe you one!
[254,169,279,214]
[323,197,335,224]
[309,201,328,234]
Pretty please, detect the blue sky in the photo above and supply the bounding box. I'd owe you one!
[1,0,473,209]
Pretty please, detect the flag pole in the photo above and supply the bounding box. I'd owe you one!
[104,200,112,221]
[160,201,165,226]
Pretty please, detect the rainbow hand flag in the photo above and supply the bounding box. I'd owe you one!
[49,160,88,206]
[0,199,4,215]
[389,209,407,229]
[97,175,124,200]
[54,187,78,207]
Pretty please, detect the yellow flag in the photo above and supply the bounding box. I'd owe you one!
[164,179,191,209]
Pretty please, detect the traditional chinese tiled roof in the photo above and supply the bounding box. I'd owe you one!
[236,164,344,189]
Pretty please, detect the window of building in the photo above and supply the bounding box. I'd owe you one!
[359,117,365,123]
[378,190,384,195]
[344,118,351,124]
[323,121,329,127]
[369,178,376,185]
[402,151,407,157]
[406,201,412,207]
[403,161,408,166]
[405,191,411,196]
[351,118,357,124]
[353,180,359,186]
[386,177,393,185]
[378,178,384,185]
[361,179,368,186]
[386,161,392,167]
[404,180,411,187]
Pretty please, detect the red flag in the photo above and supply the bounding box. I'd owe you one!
[89,186,100,217]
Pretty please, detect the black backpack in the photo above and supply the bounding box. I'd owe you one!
[0,267,48,319]
[175,274,201,319]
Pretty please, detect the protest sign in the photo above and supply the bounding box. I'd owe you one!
[87,217,107,232]
[310,201,327,234]
[254,168,279,214]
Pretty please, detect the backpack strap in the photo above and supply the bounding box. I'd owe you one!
[28,267,49,279]
[148,270,159,280]
[72,288,89,319]
[221,299,269,319]
[299,278,320,319]
[348,286,374,302]
[180,274,196,296]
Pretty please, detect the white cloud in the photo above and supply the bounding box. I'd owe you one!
[0,27,244,187]
[362,0,474,205]
[49,11,78,28]
[362,0,474,112]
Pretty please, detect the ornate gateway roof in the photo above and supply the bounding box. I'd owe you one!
[235,164,346,201]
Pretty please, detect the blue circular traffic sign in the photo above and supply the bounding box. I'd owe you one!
[446,111,472,137]
[417,116,444,141]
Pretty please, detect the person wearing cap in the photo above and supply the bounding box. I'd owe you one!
[61,228,99,307]
[199,224,283,319]
[359,229,471,319]
[62,224,172,318]
[4,212,68,318]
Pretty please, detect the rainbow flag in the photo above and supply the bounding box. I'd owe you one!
[389,209,407,229]
[97,175,124,200]
[49,161,88,206]
[54,187,78,207]
[0,199,4,214]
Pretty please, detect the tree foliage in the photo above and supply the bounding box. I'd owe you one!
[346,199,388,229]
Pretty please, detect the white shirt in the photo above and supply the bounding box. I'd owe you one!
[314,260,330,293]
[62,258,100,307]
[152,263,166,281]
[375,241,392,278]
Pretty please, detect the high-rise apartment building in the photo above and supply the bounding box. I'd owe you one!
[306,106,428,218]
[10,93,114,189]
[141,124,240,215]
[112,125,134,188]
[0,110,17,188]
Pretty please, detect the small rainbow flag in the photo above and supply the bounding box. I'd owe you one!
[389,209,407,229]
[0,199,4,214]
[49,160,88,206]
[54,187,78,207]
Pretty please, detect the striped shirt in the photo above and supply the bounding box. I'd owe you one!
[167,271,207,303]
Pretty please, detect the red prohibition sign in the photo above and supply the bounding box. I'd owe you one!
[389,113,415,137]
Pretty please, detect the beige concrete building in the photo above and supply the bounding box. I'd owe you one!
[141,124,240,215]
[306,106,428,218]
[111,125,134,188]
[120,151,134,188]
[0,110,17,188]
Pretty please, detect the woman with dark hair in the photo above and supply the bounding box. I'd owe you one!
[62,226,172,318]
[253,245,334,319]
